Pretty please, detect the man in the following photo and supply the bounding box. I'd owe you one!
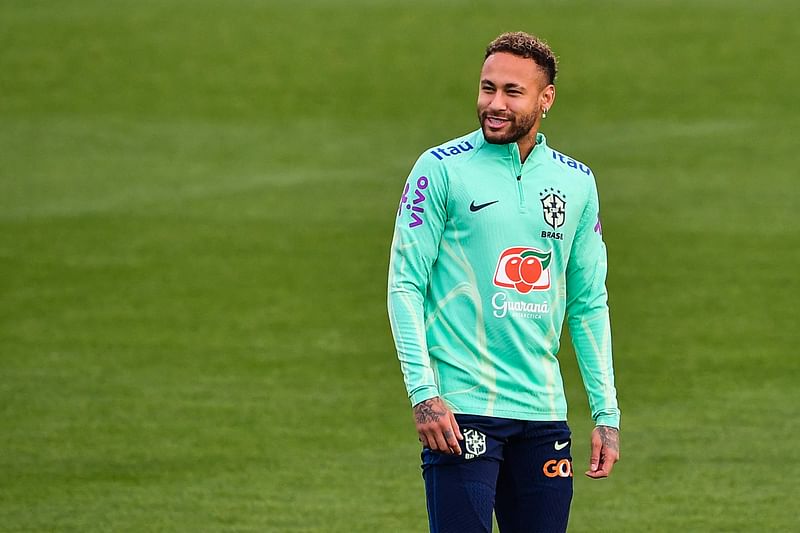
[387,32,620,532]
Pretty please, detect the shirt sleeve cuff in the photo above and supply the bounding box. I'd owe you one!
[409,386,440,406]
[594,413,620,429]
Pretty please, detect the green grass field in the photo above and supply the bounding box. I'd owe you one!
[2,0,799,531]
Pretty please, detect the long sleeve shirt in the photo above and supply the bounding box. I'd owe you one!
[387,129,620,428]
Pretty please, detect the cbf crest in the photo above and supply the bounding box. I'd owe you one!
[540,188,566,229]
[463,428,487,459]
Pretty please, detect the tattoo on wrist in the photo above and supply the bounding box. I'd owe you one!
[414,399,445,424]
[597,426,619,453]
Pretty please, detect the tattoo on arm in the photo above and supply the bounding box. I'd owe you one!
[414,399,446,424]
[597,426,620,453]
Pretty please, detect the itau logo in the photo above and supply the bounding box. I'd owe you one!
[493,247,552,293]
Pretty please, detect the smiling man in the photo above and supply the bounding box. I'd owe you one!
[387,32,620,532]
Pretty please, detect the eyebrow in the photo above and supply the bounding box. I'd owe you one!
[480,79,526,91]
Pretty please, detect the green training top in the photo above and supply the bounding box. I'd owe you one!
[387,129,620,428]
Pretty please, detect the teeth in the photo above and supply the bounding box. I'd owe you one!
[487,117,508,127]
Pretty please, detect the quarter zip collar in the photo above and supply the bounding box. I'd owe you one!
[514,132,548,167]
[473,131,548,212]
[476,130,549,172]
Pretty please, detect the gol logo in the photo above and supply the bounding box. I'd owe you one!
[493,247,552,293]
[543,459,573,478]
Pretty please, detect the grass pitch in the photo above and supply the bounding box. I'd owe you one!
[1,1,799,531]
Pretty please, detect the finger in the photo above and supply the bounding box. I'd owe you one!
[584,468,608,479]
[599,450,619,477]
[432,429,451,454]
[588,438,602,473]
[443,427,461,455]
[422,429,439,451]
[419,432,430,449]
[423,430,442,451]
[448,411,463,441]
[587,464,611,478]
[585,448,618,478]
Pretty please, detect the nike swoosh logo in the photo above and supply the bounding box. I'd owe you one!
[554,441,569,451]
[469,200,499,212]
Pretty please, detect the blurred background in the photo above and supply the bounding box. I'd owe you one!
[1,0,798,531]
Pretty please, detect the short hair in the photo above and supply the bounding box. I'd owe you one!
[485,32,558,85]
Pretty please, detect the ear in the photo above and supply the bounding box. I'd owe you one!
[541,84,556,111]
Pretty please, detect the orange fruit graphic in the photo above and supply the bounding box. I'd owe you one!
[519,257,542,284]
[505,256,523,282]
[514,281,533,293]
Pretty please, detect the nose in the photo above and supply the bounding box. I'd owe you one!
[488,91,507,112]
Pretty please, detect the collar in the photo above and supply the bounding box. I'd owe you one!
[476,130,549,166]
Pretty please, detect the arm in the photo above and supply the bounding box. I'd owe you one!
[387,155,462,454]
[565,177,620,477]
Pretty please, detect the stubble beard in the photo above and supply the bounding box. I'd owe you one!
[479,108,538,145]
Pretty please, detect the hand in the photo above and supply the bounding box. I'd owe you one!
[413,397,463,455]
[585,425,619,479]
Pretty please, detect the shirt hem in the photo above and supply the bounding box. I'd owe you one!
[452,407,568,422]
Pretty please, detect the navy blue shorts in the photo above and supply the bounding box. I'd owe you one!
[421,415,573,533]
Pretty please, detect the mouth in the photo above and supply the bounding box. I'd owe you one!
[484,115,511,129]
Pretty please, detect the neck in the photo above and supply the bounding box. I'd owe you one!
[516,125,540,163]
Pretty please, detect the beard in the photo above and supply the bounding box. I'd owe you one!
[478,107,538,145]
